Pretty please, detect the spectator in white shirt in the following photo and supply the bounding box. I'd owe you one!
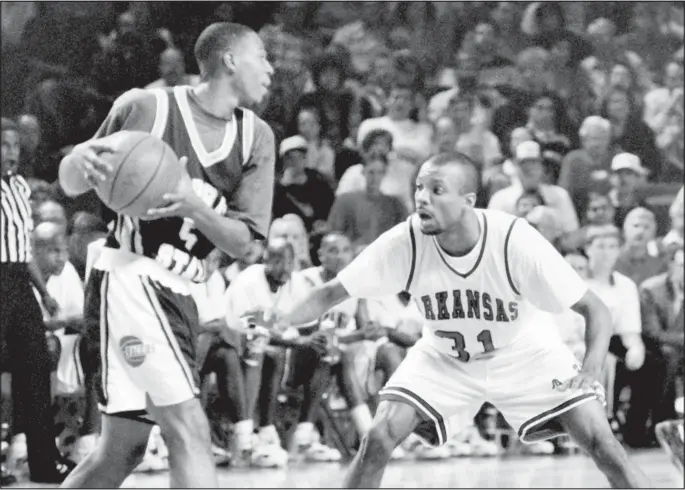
[223,239,334,465]
[354,82,433,210]
[584,224,662,446]
[643,61,683,134]
[488,140,579,234]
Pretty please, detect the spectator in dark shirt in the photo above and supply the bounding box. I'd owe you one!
[559,116,615,216]
[327,155,407,248]
[272,136,334,233]
[640,247,684,427]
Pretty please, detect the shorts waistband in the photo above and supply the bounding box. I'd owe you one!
[94,247,192,295]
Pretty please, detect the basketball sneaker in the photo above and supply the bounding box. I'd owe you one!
[250,425,288,468]
[289,422,341,462]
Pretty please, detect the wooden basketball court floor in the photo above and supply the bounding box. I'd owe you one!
[10,449,681,488]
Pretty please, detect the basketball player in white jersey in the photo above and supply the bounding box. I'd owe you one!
[58,23,275,488]
[280,153,648,488]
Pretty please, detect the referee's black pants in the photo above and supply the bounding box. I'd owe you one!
[0,263,60,475]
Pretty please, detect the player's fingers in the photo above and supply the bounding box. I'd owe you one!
[88,141,116,154]
[88,154,113,173]
[146,203,181,217]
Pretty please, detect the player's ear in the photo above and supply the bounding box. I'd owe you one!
[464,192,477,208]
[222,52,237,74]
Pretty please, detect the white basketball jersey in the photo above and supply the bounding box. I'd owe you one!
[337,208,588,363]
[405,210,540,360]
[301,266,358,333]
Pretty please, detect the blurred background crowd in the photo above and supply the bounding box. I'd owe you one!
[1,0,683,482]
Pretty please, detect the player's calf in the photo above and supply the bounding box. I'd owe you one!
[557,400,649,488]
[343,400,420,489]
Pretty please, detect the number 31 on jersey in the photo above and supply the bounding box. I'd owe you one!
[435,329,495,362]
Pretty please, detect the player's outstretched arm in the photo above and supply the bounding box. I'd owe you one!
[570,289,613,381]
[280,279,352,328]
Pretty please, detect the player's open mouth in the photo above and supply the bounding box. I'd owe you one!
[417,209,432,220]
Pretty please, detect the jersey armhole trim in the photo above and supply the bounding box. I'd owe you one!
[404,216,417,293]
[149,88,169,139]
[504,218,521,296]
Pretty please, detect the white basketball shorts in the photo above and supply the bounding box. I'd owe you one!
[83,265,201,423]
[379,331,601,446]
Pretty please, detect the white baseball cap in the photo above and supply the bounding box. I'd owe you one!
[611,153,648,175]
[515,140,542,161]
[278,135,308,158]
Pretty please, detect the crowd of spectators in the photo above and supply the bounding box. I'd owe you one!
[1,0,683,481]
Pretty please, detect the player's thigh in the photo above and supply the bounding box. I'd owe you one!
[379,342,485,447]
[97,412,153,466]
[489,336,600,444]
[104,269,201,407]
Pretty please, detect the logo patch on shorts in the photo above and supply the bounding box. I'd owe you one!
[552,379,563,390]
[120,336,154,367]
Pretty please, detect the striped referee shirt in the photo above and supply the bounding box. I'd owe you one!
[1,173,33,263]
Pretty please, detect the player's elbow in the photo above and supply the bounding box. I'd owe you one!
[572,290,612,335]
[322,279,351,309]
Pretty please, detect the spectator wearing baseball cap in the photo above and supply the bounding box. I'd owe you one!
[609,153,650,229]
[488,140,579,235]
[272,135,335,232]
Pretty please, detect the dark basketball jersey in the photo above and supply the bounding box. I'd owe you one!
[92,86,275,282]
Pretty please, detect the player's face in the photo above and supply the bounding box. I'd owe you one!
[363,159,387,194]
[265,247,295,285]
[586,195,614,225]
[232,33,274,105]
[623,215,655,246]
[297,109,320,141]
[36,235,68,277]
[415,163,476,236]
[1,129,20,175]
[319,235,353,275]
[515,195,542,217]
[586,236,620,269]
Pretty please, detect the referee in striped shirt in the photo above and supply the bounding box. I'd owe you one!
[1,117,75,483]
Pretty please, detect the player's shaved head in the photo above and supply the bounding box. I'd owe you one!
[320,232,351,250]
[265,237,294,259]
[422,152,480,196]
[36,199,67,229]
[194,22,257,78]
[33,221,65,245]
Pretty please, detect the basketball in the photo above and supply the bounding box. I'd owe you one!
[95,130,184,218]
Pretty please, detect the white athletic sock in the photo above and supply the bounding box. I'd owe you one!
[234,419,254,435]
[350,404,373,436]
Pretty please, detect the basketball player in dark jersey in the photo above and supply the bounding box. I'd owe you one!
[58,23,274,488]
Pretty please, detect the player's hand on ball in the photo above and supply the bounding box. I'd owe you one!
[146,157,204,219]
[71,139,115,187]
[300,332,328,356]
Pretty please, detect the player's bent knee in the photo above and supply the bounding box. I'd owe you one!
[154,398,211,448]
